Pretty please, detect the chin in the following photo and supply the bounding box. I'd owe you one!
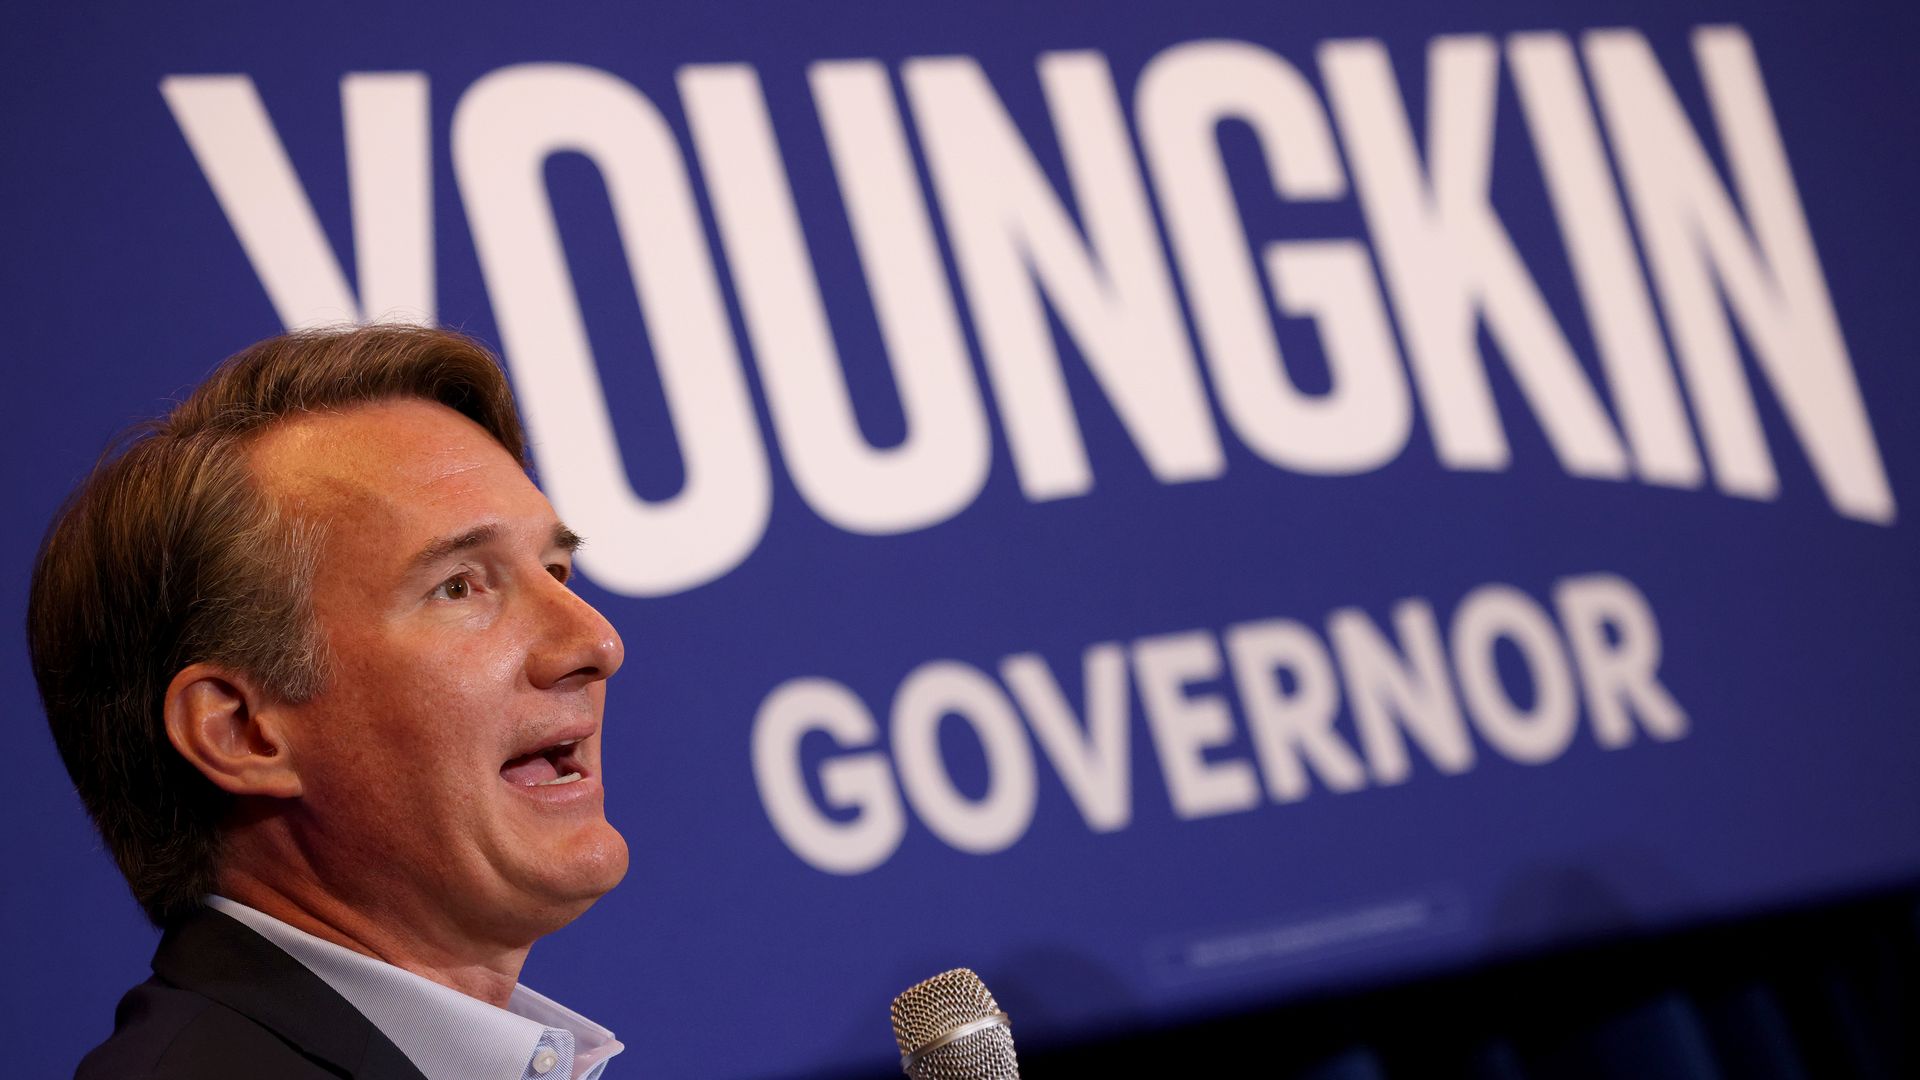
[574,827,631,899]
[541,823,631,913]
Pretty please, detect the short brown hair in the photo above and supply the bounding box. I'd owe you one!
[28,325,527,926]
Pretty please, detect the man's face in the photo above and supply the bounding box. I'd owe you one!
[249,397,628,942]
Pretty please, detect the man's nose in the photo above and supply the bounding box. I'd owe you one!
[528,572,625,689]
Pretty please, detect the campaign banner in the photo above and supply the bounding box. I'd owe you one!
[5,2,1917,1075]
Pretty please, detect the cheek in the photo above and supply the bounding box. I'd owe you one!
[410,618,529,696]
[334,632,503,738]
[293,664,467,796]
[299,621,537,805]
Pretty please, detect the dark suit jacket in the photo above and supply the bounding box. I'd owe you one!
[76,907,428,1079]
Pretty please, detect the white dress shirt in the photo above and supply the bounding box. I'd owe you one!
[204,895,624,1080]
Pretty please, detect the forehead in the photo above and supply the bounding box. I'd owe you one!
[248,397,550,558]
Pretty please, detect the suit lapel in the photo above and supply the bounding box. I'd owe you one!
[152,907,429,1080]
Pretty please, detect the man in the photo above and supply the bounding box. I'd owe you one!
[30,326,629,1079]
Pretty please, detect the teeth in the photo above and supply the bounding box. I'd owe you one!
[533,771,583,787]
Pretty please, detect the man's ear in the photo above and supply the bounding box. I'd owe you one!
[164,663,304,799]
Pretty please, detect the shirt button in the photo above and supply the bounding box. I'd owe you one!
[532,1049,560,1075]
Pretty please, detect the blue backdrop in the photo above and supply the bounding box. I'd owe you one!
[5,2,1917,1076]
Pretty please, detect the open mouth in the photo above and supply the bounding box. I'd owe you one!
[500,737,586,787]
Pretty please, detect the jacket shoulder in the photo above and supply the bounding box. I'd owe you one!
[77,976,341,1080]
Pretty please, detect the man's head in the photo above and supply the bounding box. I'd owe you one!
[29,326,627,933]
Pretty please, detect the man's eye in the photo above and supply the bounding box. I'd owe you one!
[432,575,473,601]
[547,563,571,585]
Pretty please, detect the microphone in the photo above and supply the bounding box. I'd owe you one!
[890,968,1020,1079]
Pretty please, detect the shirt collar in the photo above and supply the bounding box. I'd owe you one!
[204,896,624,1080]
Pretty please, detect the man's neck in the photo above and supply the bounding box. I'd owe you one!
[217,868,531,1009]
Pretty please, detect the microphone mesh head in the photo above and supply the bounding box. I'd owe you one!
[890,968,1019,1080]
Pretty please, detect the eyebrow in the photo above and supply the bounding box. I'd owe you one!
[409,523,584,571]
